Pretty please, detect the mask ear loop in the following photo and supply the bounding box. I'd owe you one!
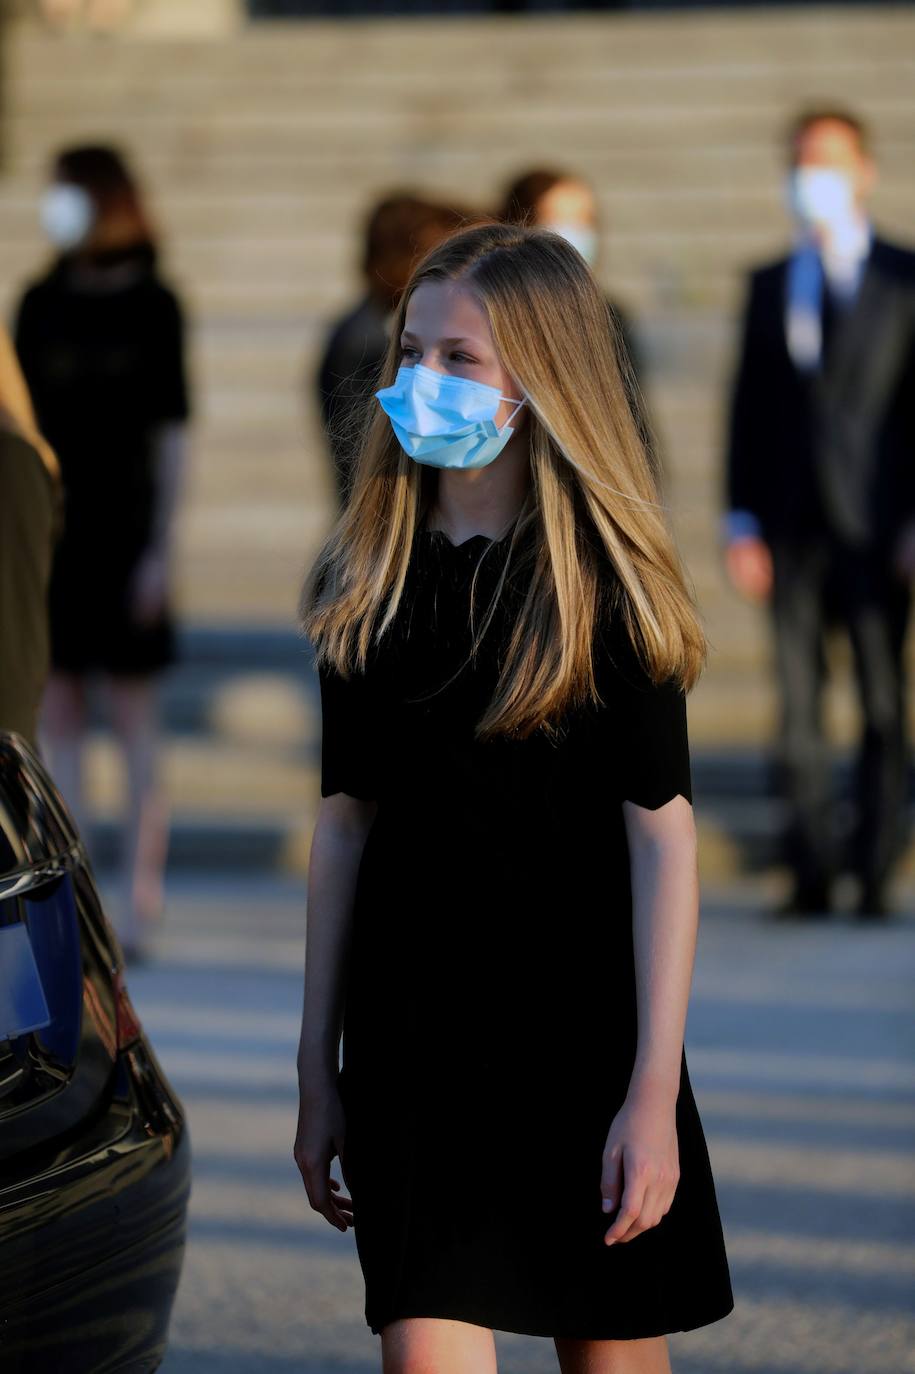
[499,396,527,431]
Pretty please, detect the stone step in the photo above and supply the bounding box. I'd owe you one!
[83,734,312,809]
[10,9,915,63]
[10,94,914,150]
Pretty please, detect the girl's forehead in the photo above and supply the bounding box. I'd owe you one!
[404,280,491,340]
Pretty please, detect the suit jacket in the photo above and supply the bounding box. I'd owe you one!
[725,233,915,551]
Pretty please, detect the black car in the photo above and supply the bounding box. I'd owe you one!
[0,731,191,1373]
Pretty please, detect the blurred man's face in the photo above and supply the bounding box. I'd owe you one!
[792,119,876,207]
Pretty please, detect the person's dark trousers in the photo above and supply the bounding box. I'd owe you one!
[770,536,912,909]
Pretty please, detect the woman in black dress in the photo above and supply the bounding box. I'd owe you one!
[295,224,733,1373]
[14,145,190,961]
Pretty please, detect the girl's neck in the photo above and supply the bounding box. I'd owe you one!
[426,438,530,544]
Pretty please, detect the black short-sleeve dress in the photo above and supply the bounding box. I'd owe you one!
[14,247,190,676]
[317,519,734,1341]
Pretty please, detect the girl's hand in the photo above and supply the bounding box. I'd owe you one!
[600,1079,680,1245]
[294,1077,353,1232]
[724,534,773,603]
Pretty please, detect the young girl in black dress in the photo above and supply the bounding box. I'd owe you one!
[295,224,734,1374]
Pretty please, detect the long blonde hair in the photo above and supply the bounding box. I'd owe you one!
[301,223,706,740]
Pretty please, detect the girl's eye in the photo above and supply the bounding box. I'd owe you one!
[400,344,419,358]
[450,353,476,364]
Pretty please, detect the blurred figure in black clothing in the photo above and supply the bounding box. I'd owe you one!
[723,107,915,921]
[316,195,479,504]
[498,167,658,479]
[14,144,191,960]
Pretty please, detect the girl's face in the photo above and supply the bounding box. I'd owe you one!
[400,280,524,429]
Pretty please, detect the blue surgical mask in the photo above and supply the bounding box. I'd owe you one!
[375,363,526,470]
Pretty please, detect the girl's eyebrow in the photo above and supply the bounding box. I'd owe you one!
[400,330,482,347]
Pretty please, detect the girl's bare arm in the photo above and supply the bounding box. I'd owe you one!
[600,794,699,1246]
[297,792,377,1087]
[624,793,699,1100]
[295,792,376,1230]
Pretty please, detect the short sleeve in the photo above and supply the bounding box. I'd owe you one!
[597,621,693,810]
[317,658,377,801]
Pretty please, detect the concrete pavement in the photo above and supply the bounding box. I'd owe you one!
[118,875,915,1374]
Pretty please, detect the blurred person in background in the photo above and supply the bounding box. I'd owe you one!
[723,107,915,921]
[14,143,191,961]
[316,194,481,506]
[0,326,60,745]
[499,167,659,480]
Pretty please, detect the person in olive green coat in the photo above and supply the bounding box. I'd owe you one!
[0,327,59,745]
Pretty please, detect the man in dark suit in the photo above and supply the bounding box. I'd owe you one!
[723,107,915,920]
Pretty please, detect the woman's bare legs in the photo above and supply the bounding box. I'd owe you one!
[40,672,90,842]
[381,1318,498,1374]
[379,1318,670,1373]
[555,1335,671,1374]
[106,675,168,950]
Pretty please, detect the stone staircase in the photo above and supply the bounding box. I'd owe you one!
[2,5,914,877]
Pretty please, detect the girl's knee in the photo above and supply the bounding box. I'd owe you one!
[380,1316,496,1374]
[554,1333,671,1374]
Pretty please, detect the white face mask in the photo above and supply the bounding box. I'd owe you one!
[543,222,599,267]
[786,167,855,232]
[40,183,95,250]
